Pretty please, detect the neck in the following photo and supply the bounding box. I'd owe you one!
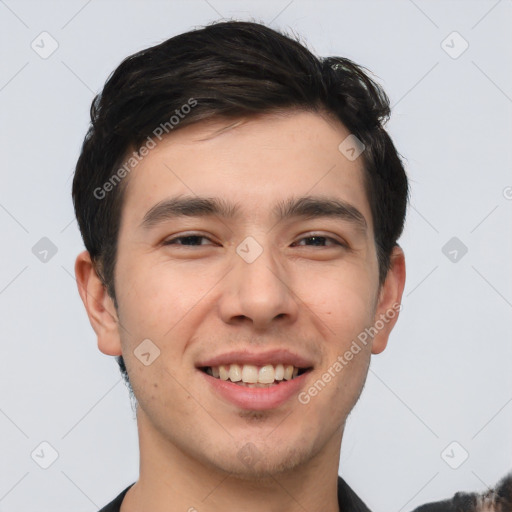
[121,406,343,512]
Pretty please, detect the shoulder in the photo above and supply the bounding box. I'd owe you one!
[337,475,373,512]
[97,483,135,512]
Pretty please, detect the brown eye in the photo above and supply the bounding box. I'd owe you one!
[292,235,347,248]
[163,235,213,246]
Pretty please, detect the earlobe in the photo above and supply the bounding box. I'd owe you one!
[74,250,122,356]
[371,245,406,355]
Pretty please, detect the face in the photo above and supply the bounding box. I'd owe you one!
[78,110,405,479]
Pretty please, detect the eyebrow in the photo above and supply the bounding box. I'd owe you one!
[139,195,368,234]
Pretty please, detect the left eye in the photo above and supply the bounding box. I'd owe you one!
[292,236,344,248]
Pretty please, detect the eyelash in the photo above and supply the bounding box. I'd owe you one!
[162,233,348,249]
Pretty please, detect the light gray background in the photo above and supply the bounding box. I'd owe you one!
[1,1,511,511]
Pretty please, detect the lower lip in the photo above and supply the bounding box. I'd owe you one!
[199,370,310,410]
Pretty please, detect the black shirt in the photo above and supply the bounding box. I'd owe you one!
[98,475,372,511]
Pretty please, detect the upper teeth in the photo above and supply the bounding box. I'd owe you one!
[208,364,300,384]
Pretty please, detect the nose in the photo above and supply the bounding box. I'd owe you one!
[217,239,299,331]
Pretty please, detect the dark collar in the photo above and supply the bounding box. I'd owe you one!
[99,475,372,511]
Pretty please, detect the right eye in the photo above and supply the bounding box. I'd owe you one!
[162,234,215,246]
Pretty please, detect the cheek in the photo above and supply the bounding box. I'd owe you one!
[297,342,371,439]
[297,268,375,336]
[115,262,217,385]
[117,261,208,331]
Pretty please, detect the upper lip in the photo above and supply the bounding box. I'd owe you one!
[196,349,314,369]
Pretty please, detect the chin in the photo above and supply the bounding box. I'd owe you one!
[206,440,313,481]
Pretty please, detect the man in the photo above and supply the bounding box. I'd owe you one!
[72,20,408,511]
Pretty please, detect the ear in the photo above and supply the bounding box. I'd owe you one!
[74,250,122,356]
[371,245,406,355]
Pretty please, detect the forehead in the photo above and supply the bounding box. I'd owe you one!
[119,110,373,232]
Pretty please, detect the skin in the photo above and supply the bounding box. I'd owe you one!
[75,110,406,512]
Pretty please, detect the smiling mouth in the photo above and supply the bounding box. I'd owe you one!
[200,363,312,388]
